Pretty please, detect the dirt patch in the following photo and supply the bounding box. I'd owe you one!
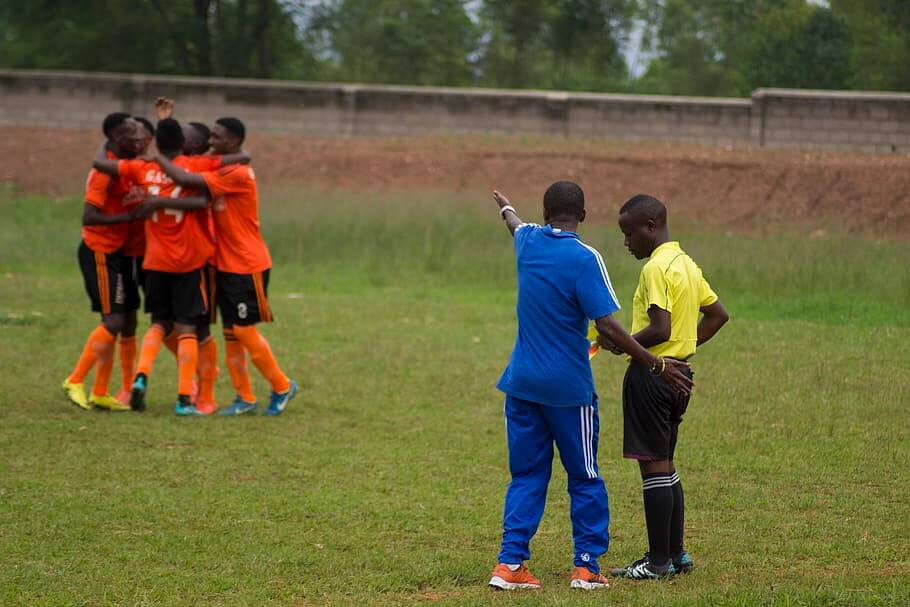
[2,125,908,238]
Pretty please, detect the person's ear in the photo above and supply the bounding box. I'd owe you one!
[646,219,656,232]
[579,209,586,223]
[543,207,550,222]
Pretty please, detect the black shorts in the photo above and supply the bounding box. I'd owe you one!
[201,264,217,325]
[216,269,273,327]
[78,241,140,315]
[143,267,209,324]
[125,255,145,297]
[622,360,693,461]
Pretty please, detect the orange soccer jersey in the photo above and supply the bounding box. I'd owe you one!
[118,156,220,274]
[82,150,132,254]
[201,165,272,274]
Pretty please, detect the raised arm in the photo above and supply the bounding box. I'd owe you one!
[697,300,729,346]
[155,154,207,188]
[492,190,524,235]
[595,314,692,395]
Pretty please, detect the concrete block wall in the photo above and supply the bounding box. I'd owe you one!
[752,88,910,153]
[1,69,908,153]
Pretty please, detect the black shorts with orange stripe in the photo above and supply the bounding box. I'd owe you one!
[144,267,209,325]
[201,263,217,325]
[216,269,273,327]
[78,240,140,314]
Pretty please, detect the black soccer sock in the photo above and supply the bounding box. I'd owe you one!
[642,472,675,567]
[669,471,685,560]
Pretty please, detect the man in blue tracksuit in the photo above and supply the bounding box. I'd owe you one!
[487,183,692,591]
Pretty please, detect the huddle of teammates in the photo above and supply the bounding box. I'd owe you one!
[61,98,297,416]
[489,183,728,590]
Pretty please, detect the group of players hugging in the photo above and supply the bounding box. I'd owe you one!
[61,98,297,417]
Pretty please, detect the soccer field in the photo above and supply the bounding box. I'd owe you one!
[1,188,908,606]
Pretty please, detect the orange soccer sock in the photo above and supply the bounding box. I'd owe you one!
[163,330,179,358]
[177,333,199,397]
[118,335,137,391]
[223,328,256,403]
[231,325,290,394]
[68,324,116,385]
[197,337,218,403]
[91,340,115,397]
[136,324,166,377]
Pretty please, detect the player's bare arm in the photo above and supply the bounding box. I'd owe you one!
[144,195,209,212]
[697,300,729,346]
[90,142,122,176]
[154,154,207,188]
[81,202,146,226]
[492,190,524,235]
[600,305,671,354]
[633,305,672,349]
[594,314,693,395]
[219,150,252,166]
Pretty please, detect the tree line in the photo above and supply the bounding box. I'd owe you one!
[1,1,907,96]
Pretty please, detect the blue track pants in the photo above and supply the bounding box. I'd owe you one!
[498,394,610,572]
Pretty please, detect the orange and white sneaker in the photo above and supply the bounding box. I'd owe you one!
[570,566,610,590]
[489,563,541,590]
[194,399,218,416]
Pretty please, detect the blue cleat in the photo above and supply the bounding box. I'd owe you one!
[264,380,297,416]
[129,373,148,412]
[217,395,258,416]
[175,396,204,416]
[673,551,694,574]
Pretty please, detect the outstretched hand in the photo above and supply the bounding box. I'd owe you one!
[155,97,174,120]
[492,190,511,210]
[660,359,693,395]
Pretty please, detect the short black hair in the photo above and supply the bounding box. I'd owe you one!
[215,117,245,144]
[619,194,667,225]
[189,121,210,142]
[543,181,585,220]
[102,112,132,138]
[134,116,155,136]
[155,118,185,154]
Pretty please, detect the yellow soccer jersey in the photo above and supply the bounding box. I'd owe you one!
[630,241,717,360]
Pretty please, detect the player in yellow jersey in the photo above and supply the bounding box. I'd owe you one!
[601,194,728,580]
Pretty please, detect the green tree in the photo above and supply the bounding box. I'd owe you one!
[637,0,857,96]
[748,3,852,90]
[479,0,632,90]
[832,0,910,90]
[0,0,313,79]
[308,0,478,86]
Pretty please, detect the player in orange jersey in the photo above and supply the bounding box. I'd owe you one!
[62,112,146,412]
[112,115,156,404]
[155,117,298,416]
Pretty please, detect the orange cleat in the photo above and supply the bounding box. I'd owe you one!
[488,563,541,590]
[570,566,610,590]
[194,400,218,416]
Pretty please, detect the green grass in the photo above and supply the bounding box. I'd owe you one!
[1,190,908,606]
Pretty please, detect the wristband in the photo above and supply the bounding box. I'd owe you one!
[499,205,516,218]
[650,356,666,375]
